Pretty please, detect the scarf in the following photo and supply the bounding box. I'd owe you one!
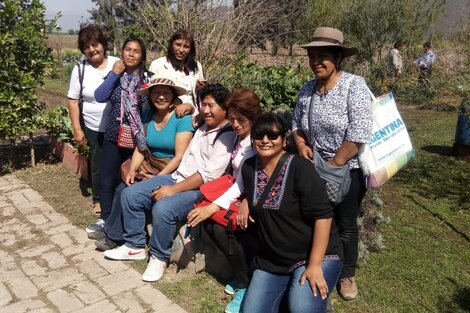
[120,72,147,151]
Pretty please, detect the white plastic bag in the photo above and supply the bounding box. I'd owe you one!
[358,92,415,188]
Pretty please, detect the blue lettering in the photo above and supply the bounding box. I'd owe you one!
[369,118,404,143]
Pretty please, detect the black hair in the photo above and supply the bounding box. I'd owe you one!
[199,83,230,111]
[393,41,404,49]
[423,41,431,49]
[166,29,198,75]
[251,113,287,139]
[121,36,148,81]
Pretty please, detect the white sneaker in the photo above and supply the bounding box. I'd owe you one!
[142,255,167,282]
[103,244,146,261]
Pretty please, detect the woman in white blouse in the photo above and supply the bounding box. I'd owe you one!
[187,88,261,313]
[67,24,119,214]
[149,29,206,121]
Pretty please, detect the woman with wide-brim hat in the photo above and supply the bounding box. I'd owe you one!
[93,75,195,251]
[291,27,373,302]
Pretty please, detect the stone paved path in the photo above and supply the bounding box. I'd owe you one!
[0,174,187,313]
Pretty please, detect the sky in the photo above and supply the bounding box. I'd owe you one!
[43,0,95,31]
[43,0,468,33]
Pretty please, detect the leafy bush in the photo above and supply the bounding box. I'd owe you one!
[43,107,89,156]
[62,48,82,63]
[215,56,311,112]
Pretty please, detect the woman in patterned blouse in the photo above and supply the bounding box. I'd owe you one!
[291,27,373,301]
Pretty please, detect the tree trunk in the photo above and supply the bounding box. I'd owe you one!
[271,41,278,56]
[29,132,36,167]
[9,138,16,168]
[288,43,293,56]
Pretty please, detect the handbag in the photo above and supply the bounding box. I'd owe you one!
[313,148,351,204]
[117,99,136,149]
[195,174,242,231]
[120,123,171,181]
[120,151,171,182]
[358,92,415,188]
[307,84,351,204]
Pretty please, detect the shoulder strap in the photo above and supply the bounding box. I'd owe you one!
[78,60,85,99]
[212,124,234,145]
[254,153,290,211]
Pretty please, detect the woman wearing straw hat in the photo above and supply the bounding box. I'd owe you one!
[291,27,373,301]
[93,76,195,250]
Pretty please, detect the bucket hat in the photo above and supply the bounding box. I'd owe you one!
[138,76,187,96]
[301,27,358,57]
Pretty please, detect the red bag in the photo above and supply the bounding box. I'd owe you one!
[195,174,242,231]
[117,124,136,149]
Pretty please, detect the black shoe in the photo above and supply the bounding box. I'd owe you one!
[88,230,106,240]
[95,236,123,251]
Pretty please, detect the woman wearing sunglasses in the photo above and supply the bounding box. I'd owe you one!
[186,88,261,313]
[238,113,343,313]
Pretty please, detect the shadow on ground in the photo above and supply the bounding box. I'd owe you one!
[421,145,454,156]
[436,278,470,313]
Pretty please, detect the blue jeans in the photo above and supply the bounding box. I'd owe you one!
[121,174,201,260]
[242,258,343,313]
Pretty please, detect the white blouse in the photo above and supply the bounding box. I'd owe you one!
[213,135,254,209]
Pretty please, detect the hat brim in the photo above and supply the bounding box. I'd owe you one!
[138,83,187,97]
[300,41,358,57]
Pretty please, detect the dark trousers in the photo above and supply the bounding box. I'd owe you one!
[204,221,257,288]
[99,138,133,220]
[104,181,126,241]
[334,168,367,279]
[83,127,104,204]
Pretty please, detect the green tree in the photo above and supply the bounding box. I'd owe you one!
[0,0,58,166]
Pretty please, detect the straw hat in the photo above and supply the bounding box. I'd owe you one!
[138,76,187,96]
[301,27,358,57]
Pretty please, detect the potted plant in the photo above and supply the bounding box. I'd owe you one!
[43,107,90,180]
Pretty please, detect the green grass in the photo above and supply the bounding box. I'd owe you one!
[42,78,69,95]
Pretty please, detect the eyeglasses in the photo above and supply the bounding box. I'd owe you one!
[253,130,281,141]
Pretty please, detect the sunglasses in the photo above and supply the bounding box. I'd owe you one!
[253,130,281,141]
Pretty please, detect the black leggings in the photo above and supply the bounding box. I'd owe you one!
[334,168,367,279]
[204,221,257,289]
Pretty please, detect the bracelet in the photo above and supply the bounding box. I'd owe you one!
[295,140,306,146]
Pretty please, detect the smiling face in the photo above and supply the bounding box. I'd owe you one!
[83,41,105,66]
[171,39,191,62]
[307,47,339,80]
[228,109,252,139]
[200,95,227,129]
[149,85,175,111]
[253,125,284,160]
[121,40,143,71]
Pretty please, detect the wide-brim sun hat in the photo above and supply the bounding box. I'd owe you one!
[301,27,358,57]
[138,76,187,96]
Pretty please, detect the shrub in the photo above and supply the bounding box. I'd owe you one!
[42,107,89,156]
[215,56,311,112]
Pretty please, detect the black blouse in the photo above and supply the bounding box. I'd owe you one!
[241,153,343,274]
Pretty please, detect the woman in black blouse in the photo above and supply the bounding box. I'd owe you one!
[239,113,343,313]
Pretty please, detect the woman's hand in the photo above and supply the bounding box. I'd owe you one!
[297,142,313,160]
[187,204,219,227]
[72,128,86,145]
[300,264,328,300]
[195,79,207,91]
[151,185,175,200]
[125,171,137,186]
[112,60,126,75]
[237,198,254,230]
[175,103,194,117]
